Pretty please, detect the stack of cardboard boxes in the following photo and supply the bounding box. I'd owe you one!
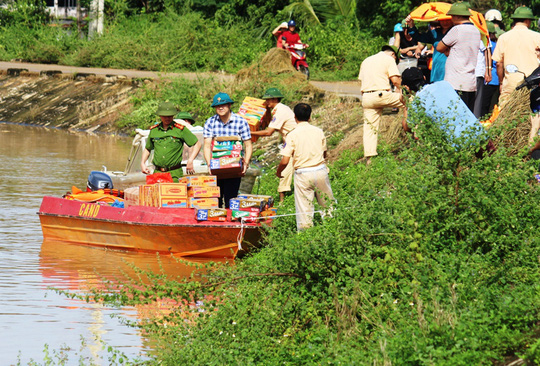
[181,175,220,209]
[136,175,221,209]
[210,138,244,178]
[230,194,274,222]
[238,97,266,133]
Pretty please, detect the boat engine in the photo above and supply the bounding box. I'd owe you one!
[87,171,114,191]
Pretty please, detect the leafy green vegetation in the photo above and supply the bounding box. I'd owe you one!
[76,104,540,364]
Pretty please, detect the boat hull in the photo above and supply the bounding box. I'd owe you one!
[38,196,263,259]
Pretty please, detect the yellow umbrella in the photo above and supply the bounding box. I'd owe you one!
[409,2,452,22]
[469,10,488,37]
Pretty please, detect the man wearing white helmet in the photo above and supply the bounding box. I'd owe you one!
[485,9,505,37]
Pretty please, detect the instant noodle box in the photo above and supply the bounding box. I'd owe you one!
[229,198,267,211]
[231,210,260,222]
[154,183,188,197]
[180,175,217,187]
[210,157,243,178]
[188,197,219,209]
[160,198,188,208]
[139,184,154,206]
[196,208,228,222]
[187,186,220,198]
[212,150,243,159]
[237,194,274,207]
[212,140,243,152]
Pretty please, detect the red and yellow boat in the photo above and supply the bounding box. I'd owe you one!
[38,196,265,259]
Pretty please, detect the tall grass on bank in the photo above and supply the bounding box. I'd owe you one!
[0,11,384,81]
[73,107,540,365]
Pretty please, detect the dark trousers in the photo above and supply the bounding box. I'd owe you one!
[457,90,476,113]
[473,77,485,118]
[481,85,500,117]
[217,177,241,208]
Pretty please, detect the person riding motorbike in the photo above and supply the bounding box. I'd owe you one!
[281,20,310,77]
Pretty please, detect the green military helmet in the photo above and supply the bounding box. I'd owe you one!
[176,111,196,124]
[211,92,234,107]
[447,1,471,17]
[381,45,400,65]
[486,21,496,34]
[262,87,284,99]
[156,101,178,116]
[511,6,535,20]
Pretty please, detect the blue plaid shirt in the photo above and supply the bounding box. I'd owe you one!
[203,112,252,140]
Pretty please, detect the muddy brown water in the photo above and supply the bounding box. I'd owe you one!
[0,123,205,365]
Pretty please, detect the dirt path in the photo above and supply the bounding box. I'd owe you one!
[0,61,361,99]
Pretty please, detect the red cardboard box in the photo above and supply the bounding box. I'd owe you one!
[188,186,220,198]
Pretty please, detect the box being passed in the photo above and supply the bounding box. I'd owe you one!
[210,156,243,179]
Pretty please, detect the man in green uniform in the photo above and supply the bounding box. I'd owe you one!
[141,102,201,182]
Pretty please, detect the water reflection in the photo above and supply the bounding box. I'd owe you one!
[0,123,209,365]
[39,241,212,358]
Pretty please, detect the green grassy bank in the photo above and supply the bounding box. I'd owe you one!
[75,113,540,365]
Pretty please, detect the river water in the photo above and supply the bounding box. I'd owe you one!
[0,123,201,365]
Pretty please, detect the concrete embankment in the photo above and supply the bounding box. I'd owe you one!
[0,62,232,133]
[0,69,138,132]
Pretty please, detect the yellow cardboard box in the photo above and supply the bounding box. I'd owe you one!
[188,197,219,209]
[180,175,218,187]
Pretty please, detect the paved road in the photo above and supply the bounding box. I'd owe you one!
[0,61,361,99]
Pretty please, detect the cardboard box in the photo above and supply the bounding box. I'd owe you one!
[212,140,243,152]
[237,194,274,207]
[196,208,228,222]
[212,150,243,159]
[229,198,267,211]
[242,97,266,107]
[139,184,154,206]
[231,210,260,222]
[124,186,140,207]
[188,197,219,209]
[210,157,243,178]
[159,198,188,208]
[180,175,217,187]
[154,183,187,197]
[188,186,220,198]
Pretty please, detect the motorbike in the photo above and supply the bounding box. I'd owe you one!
[287,43,310,79]
[506,64,540,165]
[507,64,540,112]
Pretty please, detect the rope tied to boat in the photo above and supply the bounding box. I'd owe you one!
[237,209,327,251]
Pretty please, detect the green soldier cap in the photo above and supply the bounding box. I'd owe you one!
[176,111,196,123]
[447,2,471,17]
[211,92,234,107]
[156,101,177,116]
[262,87,284,99]
[381,45,400,65]
[486,21,496,33]
[511,6,535,20]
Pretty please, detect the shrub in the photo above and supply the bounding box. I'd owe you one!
[80,105,540,365]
